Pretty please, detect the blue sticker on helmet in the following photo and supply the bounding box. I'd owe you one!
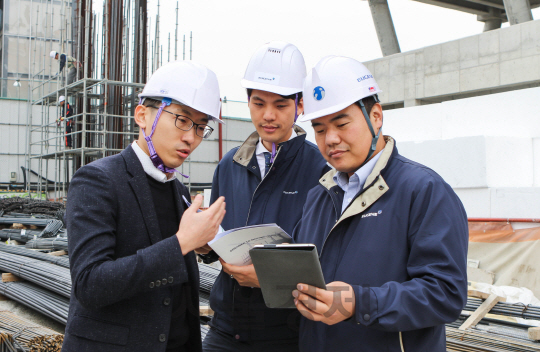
[313,86,325,101]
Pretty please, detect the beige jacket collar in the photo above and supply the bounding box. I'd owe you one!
[319,136,394,230]
[233,125,307,167]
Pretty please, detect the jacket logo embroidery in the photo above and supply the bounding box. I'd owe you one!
[362,210,382,218]
[283,191,298,195]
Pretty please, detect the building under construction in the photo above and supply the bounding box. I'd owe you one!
[0,0,253,200]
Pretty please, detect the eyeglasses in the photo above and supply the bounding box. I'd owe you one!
[148,106,214,139]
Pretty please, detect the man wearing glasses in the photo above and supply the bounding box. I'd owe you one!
[63,61,226,352]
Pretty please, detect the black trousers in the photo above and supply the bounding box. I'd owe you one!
[202,327,299,352]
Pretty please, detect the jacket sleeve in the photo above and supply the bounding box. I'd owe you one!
[59,54,66,72]
[350,178,468,331]
[67,164,190,310]
[197,161,222,264]
[66,104,73,118]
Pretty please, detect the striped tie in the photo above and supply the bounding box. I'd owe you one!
[264,152,272,176]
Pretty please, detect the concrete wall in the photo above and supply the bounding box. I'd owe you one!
[383,86,540,218]
[299,86,540,218]
[363,19,540,107]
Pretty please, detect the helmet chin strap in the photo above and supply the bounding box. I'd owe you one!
[356,97,381,169]
[140,97,189,178]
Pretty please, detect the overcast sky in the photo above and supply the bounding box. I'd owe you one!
[131,0,540,101]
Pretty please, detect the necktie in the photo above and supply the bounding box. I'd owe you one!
[263,152,272,176]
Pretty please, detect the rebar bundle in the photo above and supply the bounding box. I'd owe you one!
[446,326,540,351]
[0,311,63,352]
[198,263,219,294]
[0,252,71,298]
[25,238,68,252]
[0,244,69,269]
[38,221,63,239]
[0,281,69,325]
[200,324,209,340]
[466,298,540,321]
[0,331,18,352]
[0,198,64,218]
[0,218,53,228]
[0,229,40,243]
[199,292,209,307]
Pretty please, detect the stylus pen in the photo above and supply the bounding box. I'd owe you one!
[182,195,224,234]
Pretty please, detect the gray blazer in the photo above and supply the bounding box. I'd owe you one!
[62,145,201,352]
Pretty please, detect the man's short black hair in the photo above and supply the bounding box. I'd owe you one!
[358,95,379,116]
[247,89,303,101]
[142,98,161,107]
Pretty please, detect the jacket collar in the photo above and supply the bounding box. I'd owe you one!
[232,125,307,167]
[319,136,395,231]
[122,145,163,245]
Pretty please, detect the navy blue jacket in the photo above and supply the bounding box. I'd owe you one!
[293,137,468,352]
[63,145,202,352]
[208,126,330,342]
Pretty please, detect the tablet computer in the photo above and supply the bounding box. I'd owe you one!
[250,244,326,309]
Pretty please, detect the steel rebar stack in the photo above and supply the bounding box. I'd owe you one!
[0,252,71,298]
[0,243,69,268]
[0,311,63,352]
[0,281,69,325]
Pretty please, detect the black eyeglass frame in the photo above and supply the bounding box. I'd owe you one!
[148,106,214,139]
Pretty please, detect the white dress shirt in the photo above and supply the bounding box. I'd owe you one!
[333,151,382,213]
[255,130,297,179]
[132,141,177,183]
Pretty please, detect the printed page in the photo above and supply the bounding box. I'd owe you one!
[209,224,292,265]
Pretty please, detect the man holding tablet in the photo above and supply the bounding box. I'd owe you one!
[291,56,468,352]
[200,42,329,352]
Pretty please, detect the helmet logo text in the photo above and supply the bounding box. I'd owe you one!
[357,75,373,82]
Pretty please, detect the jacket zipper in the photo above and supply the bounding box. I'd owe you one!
[318,186,340,258]
[245,146,282,226]
[319,175,380,258]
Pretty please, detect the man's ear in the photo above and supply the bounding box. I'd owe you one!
[370,103,383,131]
[134,105,148,130]
[297,97,304,116]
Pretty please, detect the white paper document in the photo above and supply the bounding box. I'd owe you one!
[209,223,292,266]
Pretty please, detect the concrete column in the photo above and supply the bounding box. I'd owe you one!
[503,0,533,25]
[483,8,502,32]
[368,0,401,57]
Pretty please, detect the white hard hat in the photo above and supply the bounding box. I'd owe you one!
[50,51,57,59]
[241,41,306,96]
[58,96,65,103]
[299,56,382,122]
[139,61,222,123]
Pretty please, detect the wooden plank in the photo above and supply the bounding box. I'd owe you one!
[199,305,214,316]
[529,327,540,341]
[11,223,26,229]
[459,293,504,330]
[1,273,24,283]
[0,293,10,301]
[467,289,491,300]
[48,250,67,256]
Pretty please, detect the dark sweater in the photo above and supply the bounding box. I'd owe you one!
[146,175,190,351]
